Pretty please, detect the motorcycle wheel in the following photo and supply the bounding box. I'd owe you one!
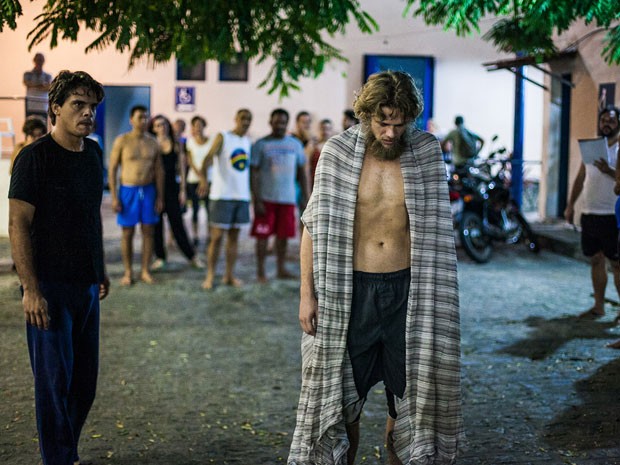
[460,211,493,263]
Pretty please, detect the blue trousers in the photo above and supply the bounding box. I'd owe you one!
[26,282,100,465]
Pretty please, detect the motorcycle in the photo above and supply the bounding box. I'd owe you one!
[447,141,539,263]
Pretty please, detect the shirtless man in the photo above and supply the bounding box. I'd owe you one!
[289,71,463,465]
[108,105,164,285]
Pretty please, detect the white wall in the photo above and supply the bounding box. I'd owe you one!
[0,1,544,145]
[0,1,545,235]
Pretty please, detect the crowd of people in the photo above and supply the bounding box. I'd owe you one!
[103,104,358,289]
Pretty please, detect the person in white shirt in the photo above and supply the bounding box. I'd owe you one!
[186,115,214,247]
[565,106,620,319]
[198,109,253,289]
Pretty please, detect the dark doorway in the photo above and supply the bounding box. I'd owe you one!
[546,74,571,218]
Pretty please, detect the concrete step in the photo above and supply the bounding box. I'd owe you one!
[530,221,586,262]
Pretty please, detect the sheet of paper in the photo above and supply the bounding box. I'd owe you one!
[578,137,608,165]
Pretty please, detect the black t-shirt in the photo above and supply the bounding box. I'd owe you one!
[9,134,105,284]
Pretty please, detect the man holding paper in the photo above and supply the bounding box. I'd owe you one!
[565,106,620,319]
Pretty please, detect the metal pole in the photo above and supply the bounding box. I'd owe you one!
[512,65,525,208]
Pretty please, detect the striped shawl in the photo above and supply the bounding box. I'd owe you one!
[288,125,464,465]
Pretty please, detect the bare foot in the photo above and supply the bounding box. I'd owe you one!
[201,277,214,290]
[257,275,268,284]
[607,339,620,349]
[223,277,244,288]
[577,307,604,319]
[140,272,155,284]
[120,275,134,286]
[277,270,298,280]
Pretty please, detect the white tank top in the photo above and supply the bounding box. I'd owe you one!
[209,131,252,201]
[582,141,618,214]
[186,136,214,184]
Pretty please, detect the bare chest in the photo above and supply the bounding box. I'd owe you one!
[124,138,157,163]
[357,155,405,207]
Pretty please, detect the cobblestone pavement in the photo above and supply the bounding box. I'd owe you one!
[1,195,620,464]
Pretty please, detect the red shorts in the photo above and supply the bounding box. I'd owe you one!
[251,201,296,239]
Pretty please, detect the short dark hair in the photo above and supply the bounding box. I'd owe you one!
[270,108,289,121]
[454,115,464,126]
[130,105,148,118]
[296,111,310,122]
[22,116,47,137]
[191,115,207,127]
[343,109,358,123]
[47,70,104,125]
[353,70,423,125]
[320,118,333,126]
[237,108,252,118]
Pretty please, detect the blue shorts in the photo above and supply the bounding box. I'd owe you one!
[117,184,159,227]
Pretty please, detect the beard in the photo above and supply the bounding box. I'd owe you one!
[601,125,619,139]
[363,124,409,161]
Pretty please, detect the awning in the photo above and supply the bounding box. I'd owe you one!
[482,49,578,90]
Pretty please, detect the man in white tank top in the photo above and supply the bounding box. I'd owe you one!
[565,106,620,319]
[198,109,253,289]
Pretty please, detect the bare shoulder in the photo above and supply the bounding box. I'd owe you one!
[113,132,131,147]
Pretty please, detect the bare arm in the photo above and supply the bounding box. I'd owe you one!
[593,157,615,179]
[297,164,309,211]
[564,163,586,224]
[108,136,123,211]
[154,150,165,213]
[197,134,223,197]
[23,77,50,92]
[98,214,110,300]
[201,134,223,179]
[250,165,265,216]
[299,227,318,336]
[9,199,49,330]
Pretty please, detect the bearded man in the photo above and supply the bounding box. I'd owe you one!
[288,70,464,465]
[565,105,620,319]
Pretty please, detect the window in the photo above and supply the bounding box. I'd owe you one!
[219,55,248,82]
[176,61,206,81]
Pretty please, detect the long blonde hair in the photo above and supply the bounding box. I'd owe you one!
[353,70,423,124]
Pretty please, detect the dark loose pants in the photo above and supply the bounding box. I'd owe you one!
[154,183,196,261]
[186,182,209,225]
[347,268,410,420]
[26,282,100,465]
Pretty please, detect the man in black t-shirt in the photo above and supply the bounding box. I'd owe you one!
[9,70,108,465]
